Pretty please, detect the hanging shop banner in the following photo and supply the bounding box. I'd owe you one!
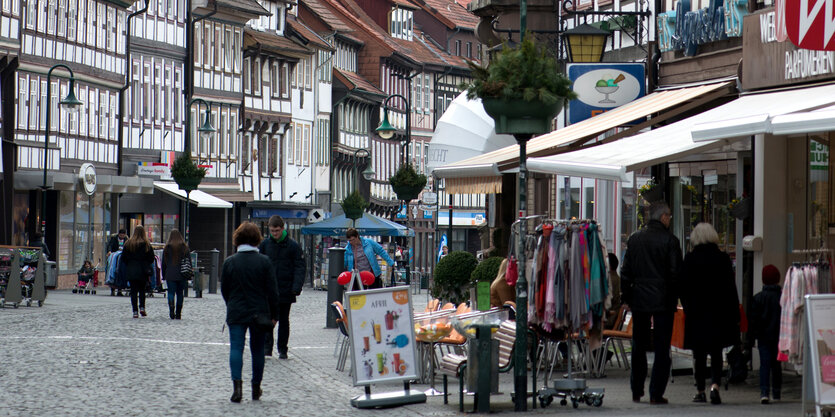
[803,294,835,416]
[347,287,419,386]
[566,63,645,125]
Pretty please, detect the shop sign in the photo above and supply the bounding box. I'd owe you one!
[566,63,645,125]
[743,10,835,90]
[785,0,835,51]
[78,163,96,195]
[811,139,829,182]
[137,162,171,177]
[657,0,748,55]
[421,192,437,205]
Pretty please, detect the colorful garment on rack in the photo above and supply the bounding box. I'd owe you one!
[779,264,821,369]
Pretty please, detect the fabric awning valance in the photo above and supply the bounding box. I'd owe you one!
[154,181,233,208]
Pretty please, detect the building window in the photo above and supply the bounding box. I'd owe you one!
[204,23,212,69]
[88,88,97,138]
[243,57,250,94]
[17,77,27,129]
[259,134,269,174]
[241,133,251,173]
[143,63,150,121]
[163,66,171,123]
[302,124,310,166]
[294,123,302,165]
[305,56,312,89]
[87,0,96,48]
[215,25,222,71]
[466,42,472,58]
[174,69,181,126]
[269,135,278,175]
[29,79,38,129]
[286,124,294,165]
[99,91,107,139]
[270,61,278,98]
[67,0,75,40]
[455,40,461,56]
[280,63,289,97]
[107,7,115,51]
[228,111,237,158]
[389,7,413,40]
[252,58,261,95]
[47,0,56,34]
[195,21,202,65]
[224,27,232,72]
[218,110,226,156]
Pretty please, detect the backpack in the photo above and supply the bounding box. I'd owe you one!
[725,344,748,387]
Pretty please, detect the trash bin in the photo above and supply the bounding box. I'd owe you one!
[194,269,208,298]
[44,261,58,288]
[326,247,345,328]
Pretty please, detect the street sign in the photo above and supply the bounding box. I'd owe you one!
[785,0,835,50]
[421,192,437,205]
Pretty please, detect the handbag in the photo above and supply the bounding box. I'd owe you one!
[505,233,518,286]
[252,313,274,332]
[179,255,194,280]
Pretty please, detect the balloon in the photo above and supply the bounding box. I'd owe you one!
[360,270,375,286]
[337,271,352,286]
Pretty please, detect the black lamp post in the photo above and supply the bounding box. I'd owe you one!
[181,98,215,244]
[376,93,413,287]
[41,64,83,240]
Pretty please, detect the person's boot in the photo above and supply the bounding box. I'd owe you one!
[111,288,115,296]
[252,382,262,400]
[230,380,242,403]
[168,301,175,319]
[175,304,182,320]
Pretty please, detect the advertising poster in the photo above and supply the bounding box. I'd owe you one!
[347,287,419,386]
[806,294,835,405]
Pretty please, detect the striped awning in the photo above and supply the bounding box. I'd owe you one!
[434,81,734,185]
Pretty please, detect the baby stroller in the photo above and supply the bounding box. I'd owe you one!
[73,268,97,295]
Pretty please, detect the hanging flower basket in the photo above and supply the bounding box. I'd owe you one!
[729,197,752,220]
[482,99,564,135]
[640,186,663,203]
[389,164,427,201]
[341,190,368,221]
[170,153,206,192]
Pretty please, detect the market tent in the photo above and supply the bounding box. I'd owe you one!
[300,212,414,237]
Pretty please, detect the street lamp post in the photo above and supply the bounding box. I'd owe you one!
[181,98,216,244]
[376,94,412,287]
[351,148,376,229]
[41,64,83,241]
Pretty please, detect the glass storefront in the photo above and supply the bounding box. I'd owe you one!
[810,135,829,248]
[60,190,111,272]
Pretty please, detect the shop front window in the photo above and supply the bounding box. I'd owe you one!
[163,214,179,245]
[146,214,162,244]
[557,176,580,220]
[59,190,75,270]
[810,135,829,247]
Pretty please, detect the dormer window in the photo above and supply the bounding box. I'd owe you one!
[390,7,412,41]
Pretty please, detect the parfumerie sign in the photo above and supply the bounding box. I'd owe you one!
[742,9,835,90]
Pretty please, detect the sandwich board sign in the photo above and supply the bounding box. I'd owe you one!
[803,294,835,417]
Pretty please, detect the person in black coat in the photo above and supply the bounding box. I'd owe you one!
[120,225,156,318]
[162,229,190,320]
[221,222,279,403]
[621,201,683,405]
[258,215,305,358]
[749,264,783,404]
[680,222,740,405]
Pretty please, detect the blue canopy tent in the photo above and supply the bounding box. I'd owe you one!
[300,213,414,237]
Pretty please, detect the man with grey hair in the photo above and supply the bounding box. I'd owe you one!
[621,200,683,405]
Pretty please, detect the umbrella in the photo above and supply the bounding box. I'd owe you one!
[427,92,517,173]
[300,212,414,237]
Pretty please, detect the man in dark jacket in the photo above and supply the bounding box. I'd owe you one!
[749,264,782,404]
[259,215,305,358]
[621,201,683,405]
[107,229,127,255]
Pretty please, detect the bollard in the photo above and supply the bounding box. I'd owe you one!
[208,249,219,294]
[194,268,204,298]
[326,247,345,328]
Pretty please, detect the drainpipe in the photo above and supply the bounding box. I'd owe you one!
[117,0,149,175]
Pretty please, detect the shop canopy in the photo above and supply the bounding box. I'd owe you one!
[525,83,835,180]
[153,181,233,209]
[432,80,735,193]
[301,212,414,237]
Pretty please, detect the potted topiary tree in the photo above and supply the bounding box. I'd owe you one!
[470,256,505,310]
[171,153,206,192]
[389,163,427,202]
[432,250,478,305]
[463,36,577,135]
[341,190,368,221]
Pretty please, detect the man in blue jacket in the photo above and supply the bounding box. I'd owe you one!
[259,215,305,358]
[343,228,395,289]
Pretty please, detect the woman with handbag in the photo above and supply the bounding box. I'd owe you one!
[121,225,156,318]
[162,229,190,320]
[221,222,280,403]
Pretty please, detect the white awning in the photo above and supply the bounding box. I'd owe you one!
[691,83,835,141]
[434,81,734,180]
[154,181,233,208]
[526,83,835,180]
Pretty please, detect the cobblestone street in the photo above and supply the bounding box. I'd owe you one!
[0,288,803,416]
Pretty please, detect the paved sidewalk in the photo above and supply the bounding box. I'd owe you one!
[0,288,803,416]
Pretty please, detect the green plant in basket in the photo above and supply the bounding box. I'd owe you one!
[462,36,577,105]
[171,153,206,191]
[341,190,368,221]
[432,251,478,304]
[389,164,427,201]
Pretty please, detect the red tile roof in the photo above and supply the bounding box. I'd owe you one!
[299,0,355,32]
[287,18,335,50]
[334,68,386,96]
[244,28,312,57]
[414,0,479,30]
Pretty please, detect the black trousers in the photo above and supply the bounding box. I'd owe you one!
[265,303,292,355]
[693,347,724,392]
[129,279,147,313]
[631,310,675,400]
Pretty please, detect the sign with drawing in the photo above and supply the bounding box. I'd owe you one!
[346,287,419,386]
[567,63,645,125]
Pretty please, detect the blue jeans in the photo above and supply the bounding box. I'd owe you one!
[167,281,186,308]
[228,324,266,382]
[758,342,782,398]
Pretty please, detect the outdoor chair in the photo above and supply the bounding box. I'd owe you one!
[330,301,351,373]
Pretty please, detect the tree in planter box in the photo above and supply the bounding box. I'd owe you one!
[432,251,478,305]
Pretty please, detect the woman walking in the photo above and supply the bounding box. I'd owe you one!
[162,229,190,320]
[680,223,740,405]
[121,225,156,318]
[221,222,279,403]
